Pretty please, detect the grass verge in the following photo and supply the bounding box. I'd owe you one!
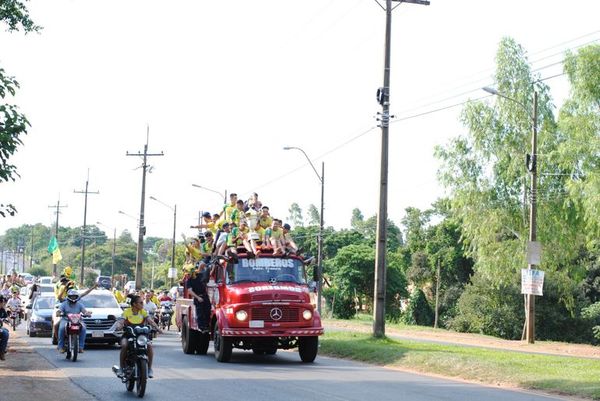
[320,331,600,400]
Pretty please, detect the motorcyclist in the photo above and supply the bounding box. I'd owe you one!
[57,289,90,353]
[0,296,9,360]
[157,290,172,303]
[6,290,23,320]
[114,294,162,378]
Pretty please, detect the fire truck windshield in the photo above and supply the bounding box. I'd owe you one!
[232,257,305,284]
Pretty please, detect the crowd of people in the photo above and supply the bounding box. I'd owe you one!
[188,192,299,263]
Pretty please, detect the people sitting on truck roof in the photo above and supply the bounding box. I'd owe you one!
[215,222,231,256]
[265,219,285,256]
[282,223,299,255]
[230,199,248,226]
[200,231,214,263]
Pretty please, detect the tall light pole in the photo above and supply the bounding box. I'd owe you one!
[373,0,430,338]
[483,86,539,344]
[149,196,177,288]
[191,184,227,204]
[283,146,324,315]
[97,222,116,288]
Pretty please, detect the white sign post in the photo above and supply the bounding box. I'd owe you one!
[521,269,544,296]
[168,267,178,279]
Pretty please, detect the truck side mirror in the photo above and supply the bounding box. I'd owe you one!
[308,281,318,292]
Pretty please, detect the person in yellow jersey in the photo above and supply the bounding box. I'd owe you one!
[190,212,216,235]
[113,294,161,378]
[229,200,248,226]
[219,193,238,223]
[255,206,273,246]
[265,219,285,255]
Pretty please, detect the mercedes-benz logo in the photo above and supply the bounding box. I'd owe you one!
[270,307,283,321]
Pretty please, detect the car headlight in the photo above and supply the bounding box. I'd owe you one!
[302,309,313,320]
[136,335,148,346]
[235,310,248,321]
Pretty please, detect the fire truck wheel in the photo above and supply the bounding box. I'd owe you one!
[298,336,318,363]
[214,324,232,362]
[181,318,199,354]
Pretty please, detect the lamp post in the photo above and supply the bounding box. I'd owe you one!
[283,146,324,315]
[191,184,227,204]
[149,196,177,288]
[483,86,539,344]
[97,221,116,288]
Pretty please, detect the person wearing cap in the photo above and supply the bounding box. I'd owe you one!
[200,231,214,263]
[190,212,217,236]
[282,223,299,255]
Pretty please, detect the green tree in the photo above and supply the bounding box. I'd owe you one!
[287,202,304,227]
[306,204,320,226]
[0,0,40,217]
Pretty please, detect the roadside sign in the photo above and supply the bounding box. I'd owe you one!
[526,241,542,265]
[521,269,544,296]
[168,268,178,279]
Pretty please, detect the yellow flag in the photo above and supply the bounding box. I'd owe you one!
[52,248,63,264]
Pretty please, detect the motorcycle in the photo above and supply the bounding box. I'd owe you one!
[8,307,21,331]
[63,313,85,362]
[113,325,151,398]
[158,301,173,331]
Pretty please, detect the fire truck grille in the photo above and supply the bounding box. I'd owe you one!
[251,307,299,322]
[251,293,303,302]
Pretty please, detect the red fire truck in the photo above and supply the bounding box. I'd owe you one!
[175,251,323,363]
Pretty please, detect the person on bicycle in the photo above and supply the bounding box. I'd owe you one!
[57,289,89,353]
[114,294,161,378]
[0,296,9,360]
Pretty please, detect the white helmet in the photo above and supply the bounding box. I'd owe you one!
[67,289,80,303]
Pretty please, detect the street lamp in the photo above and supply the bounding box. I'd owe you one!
[149,196,177,287]
[97,221,116,288]
[483,86,539,344]
[191,184,227,204]
[283,146,324,315]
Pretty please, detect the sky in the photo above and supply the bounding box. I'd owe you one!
[1,0,599,241]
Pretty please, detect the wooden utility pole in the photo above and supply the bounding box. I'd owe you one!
[127,127,163,291]
[373,0,430,338]
[48,199,67,278]
[74,170,99,286]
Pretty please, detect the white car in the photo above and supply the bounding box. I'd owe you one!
[124,280,136,293]
[52,289,123,345]
[38,276,54,285]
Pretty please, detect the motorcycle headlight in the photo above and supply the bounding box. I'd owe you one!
[302,309,313,320]
[235,310,248,321]
[136,335,148,346]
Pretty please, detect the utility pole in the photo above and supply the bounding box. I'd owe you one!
[48,199,67,278]
[29,226,34,270]
[373,0,429,338]
[74,170,99,286]
[526,91,539,344]
[127,126,164,291]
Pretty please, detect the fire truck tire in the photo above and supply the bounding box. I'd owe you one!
[181,318,199,354]
[196,332,210,355]
[214,324,232,362]
[298,336,318,363]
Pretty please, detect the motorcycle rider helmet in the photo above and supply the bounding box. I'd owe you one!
[67,289,80,303]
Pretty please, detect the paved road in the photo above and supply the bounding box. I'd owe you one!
[24,328,569,401]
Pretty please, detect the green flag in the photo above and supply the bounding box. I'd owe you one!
[48,236,58,253]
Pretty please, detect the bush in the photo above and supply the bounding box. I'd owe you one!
[402,288,434,326]
[448,272,523,339]
[323,287,356,319]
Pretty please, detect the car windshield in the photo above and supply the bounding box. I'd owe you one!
[231,257,306,284]
[80,294,120,309]
[34,297,55,310]
[39,285,54,293]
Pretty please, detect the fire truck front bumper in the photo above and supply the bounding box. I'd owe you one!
[221,327,324,337]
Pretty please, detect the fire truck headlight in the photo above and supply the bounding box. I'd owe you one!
[302,309,313,320]
[235,310,248,321]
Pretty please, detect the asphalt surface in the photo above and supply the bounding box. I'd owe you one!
[4,325,573,401]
